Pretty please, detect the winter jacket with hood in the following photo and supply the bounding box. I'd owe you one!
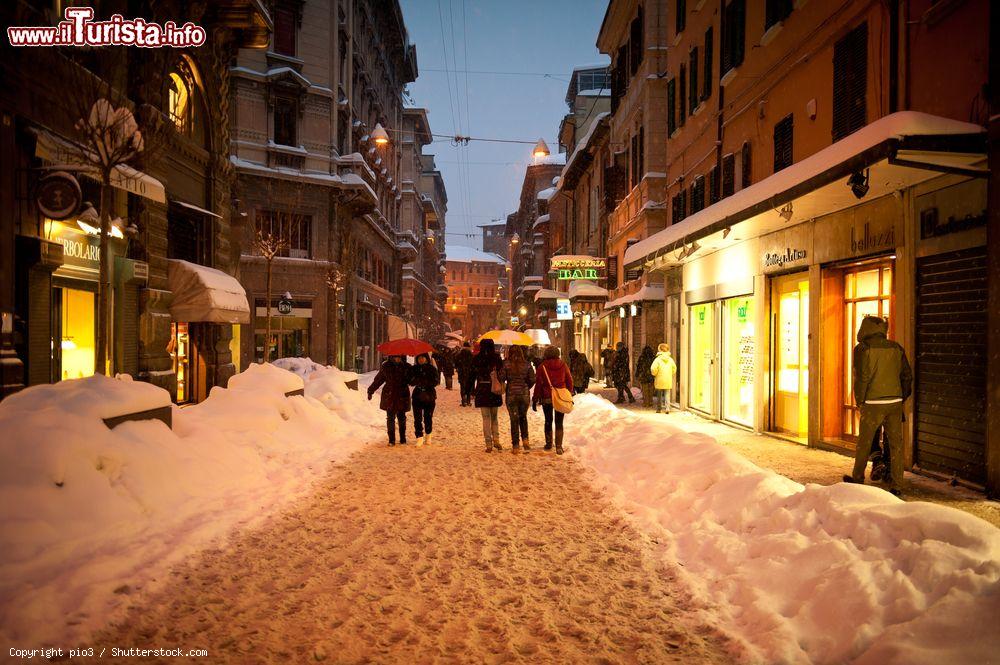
[368,358,412,412]
[500,354,535,403]
[852,316,913,405]
[650,351,677,390]
[611,346,632,386]
[472,339,504,408]
[569,351,594,389]
[635,346,656,385]
[408,354,441,406]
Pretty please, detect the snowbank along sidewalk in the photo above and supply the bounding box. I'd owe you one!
[566,394,1000,665]
[0,363,381,646]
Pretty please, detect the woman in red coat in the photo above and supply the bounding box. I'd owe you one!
[532,345,574,454]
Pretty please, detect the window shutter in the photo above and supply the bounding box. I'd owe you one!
[833,22,868,140]
[708,166,720,204]
[629,7,644,76]
[679,64,687,125]
[765,0,793,31]
[740,142,752,189]
[722,0,746,75]
[676,0,687,35]
[703,27,714,101]
[773,114,794,172]
[689,47,699,114]
[667,78,677,135]
[273,7,296,56]
[722,153,735,197]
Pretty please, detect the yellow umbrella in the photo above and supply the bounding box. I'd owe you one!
[478,329,534,346]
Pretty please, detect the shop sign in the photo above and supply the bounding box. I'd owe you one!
[549,321,562,329]
[46,220,100,273]
[277,296,293,315]
[763,248,807,269]
[555,298,573,321]
[557,267,601,280]
[550,256,607,283]
[36,171,81,221]
[851,222,894,255]
[510,316,520,326]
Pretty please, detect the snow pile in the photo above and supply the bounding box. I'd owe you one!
[567,395,1000,665]
[271,356,327,378]
[0,368,380,646]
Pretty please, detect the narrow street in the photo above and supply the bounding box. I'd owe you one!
[95,386,732,664]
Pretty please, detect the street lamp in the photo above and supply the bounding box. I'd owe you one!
[510,232,520,246]
[372,123,390,146]
[518,306,527,317]
[532,139,550,158]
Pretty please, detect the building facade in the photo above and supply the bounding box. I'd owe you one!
[443,246,507,340]
[624,0,996,494]
[0,0,270,403]
[479,221,508,259]
[230,0,417,373]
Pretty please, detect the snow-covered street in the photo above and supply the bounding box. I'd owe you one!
[93,384,731,663]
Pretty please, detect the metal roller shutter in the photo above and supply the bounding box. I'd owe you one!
[914,246,988,486]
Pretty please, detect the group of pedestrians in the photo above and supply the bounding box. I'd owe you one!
[601,341,677,412]
[367,340,576,455]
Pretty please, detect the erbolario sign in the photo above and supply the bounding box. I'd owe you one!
[763,248,807,268]
[550,255,606,282]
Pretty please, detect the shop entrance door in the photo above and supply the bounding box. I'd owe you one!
[688,302,716,414]
[771,272,809,441]
[721,295,755,427]
[52,285,97,381]
[842,263,893,440]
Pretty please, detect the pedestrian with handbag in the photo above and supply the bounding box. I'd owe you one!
[408,352,440,447]
[533,345,574,455]
[500,345,535,453]
[473,338,505,452]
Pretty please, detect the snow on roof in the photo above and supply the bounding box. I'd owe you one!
[444,245,508,265]
[604,285,665,309]
[568,280,609,300]
[532,152,566,166]
[571,61,611,72]
[534,288,567,302]
[577,88,611,96]
[624,111,986,267]
[533,214,550,228]
[559,112,611,190]
[537,187,557,202]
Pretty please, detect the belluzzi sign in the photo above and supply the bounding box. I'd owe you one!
[851,222,895,255]
[763,248,807,268]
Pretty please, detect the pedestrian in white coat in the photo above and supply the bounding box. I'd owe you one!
[650,343,677,413]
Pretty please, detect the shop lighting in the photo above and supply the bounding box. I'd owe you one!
[778,202,793,222]
[687,240,701,256]
[722,227,732,239]
[630,303,638,317]
[619,306,626,318]
[848,169,870,199]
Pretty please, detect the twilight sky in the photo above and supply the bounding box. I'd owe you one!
[399,0,609,250]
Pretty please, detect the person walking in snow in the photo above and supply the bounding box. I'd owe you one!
[650,343,677,413]
[533,345,574,455]
[843,315,913,496]
[473,338,505,452]
[409,352,440,447]
[455,341,475,406]
[635,345,656,407]
[568,349,594,395]
[601,345,616,388]
[500,345,535,453]
[368,355,412,446]
[612,342,635,404]
[435,347,455,390]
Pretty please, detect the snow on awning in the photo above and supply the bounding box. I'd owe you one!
[604,285,665,310]
[533,214,550,228]
[534,288,567,302]
[167,259,250,324]
[172,199,222,219]
[33,127,166,204]
[568,280,609,301]
[624,111,987,270]
[388,315,417,341]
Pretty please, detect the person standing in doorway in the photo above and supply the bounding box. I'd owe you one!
[601,345,616,388]
[367,355,411,446]
[533,346,574,454]
[409,352,440,447]
[569,349,594,395]
[843,316,913,496]
[473,338,505,452]
[455,341,475,406]
[612,342,635,404]
[650,343,677,413]
[635,345,656,407]
[501,345,535,453]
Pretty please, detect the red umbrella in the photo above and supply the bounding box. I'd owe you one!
[377,338,433,356]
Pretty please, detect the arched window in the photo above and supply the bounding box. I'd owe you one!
[166,57,207,147]
[167,72,190,131]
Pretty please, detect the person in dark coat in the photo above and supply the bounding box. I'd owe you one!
[500,345,535,453]
[844,316,913,495]
[568,349,594,395]
[455,341,475,406]
[601,345,616,388]
[435,347,456,390]
[367,355,411,446]
[473,338,505,452]
[635,345,656,407]
[612,342,635,404]
[533,345,574,454]
[409,352,441,446]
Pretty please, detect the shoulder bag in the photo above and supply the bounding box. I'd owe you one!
[541,364,574,414]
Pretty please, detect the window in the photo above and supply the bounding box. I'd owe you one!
[672,190,687,224]
[689,47,699,114]
[708,165,720,204]
[691,176,706,214]
[253,211,311,259]
[765,0,793,31]
[167,72,190,132]
[629,7,644,76]
[638,126,645,181]
[740,141,752,188]
[722,0,746,76]
[630,133,639,190]
[667,78,677,135]
[578,70,609,92]
[722,153,735,197]
[679,64,687,126]
[273,6,296,56]
[703,27,713,101]
[274,96,297,146]
[833,22,868,140]
[773,114,794,172]
[676,0,686,35]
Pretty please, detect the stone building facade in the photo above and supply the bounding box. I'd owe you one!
[443,247,507,341]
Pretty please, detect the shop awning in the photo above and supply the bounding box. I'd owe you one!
[604,285,665,310]
[167,259,250,324]
[567,280,609,301]
[533,288,567,302]
[33,127,167,204]
[624,112,987,270]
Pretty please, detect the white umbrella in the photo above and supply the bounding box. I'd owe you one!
[524,329,552,346]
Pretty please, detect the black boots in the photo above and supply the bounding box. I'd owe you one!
[555,429,564,455]
[544,431,553,451]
